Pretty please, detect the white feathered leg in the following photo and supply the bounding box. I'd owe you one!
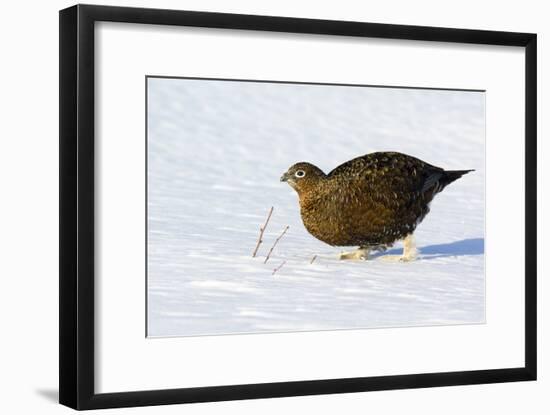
[339,247,370,261]
[402,234,418,261]
[381,234,418,262]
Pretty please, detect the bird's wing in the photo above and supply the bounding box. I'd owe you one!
[328,152,444,208]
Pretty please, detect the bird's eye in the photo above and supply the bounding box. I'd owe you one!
[295,170,306,178]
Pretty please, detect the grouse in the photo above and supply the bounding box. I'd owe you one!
[280,151,473,261]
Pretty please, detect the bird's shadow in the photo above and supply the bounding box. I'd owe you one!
[375,237,484,260]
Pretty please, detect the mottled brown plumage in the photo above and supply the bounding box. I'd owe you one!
[280,151,472,250]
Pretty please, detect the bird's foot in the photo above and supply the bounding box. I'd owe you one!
[380,254,416,262]
[339,248,369,261]
[381,234,418,262]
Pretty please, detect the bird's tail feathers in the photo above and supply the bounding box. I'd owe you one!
[443,169,474,186]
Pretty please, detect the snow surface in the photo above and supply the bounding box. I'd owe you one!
[147,78,485,337]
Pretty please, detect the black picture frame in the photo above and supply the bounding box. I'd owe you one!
[59,4,537,410]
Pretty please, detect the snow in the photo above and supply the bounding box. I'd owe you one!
[146,77,485,337]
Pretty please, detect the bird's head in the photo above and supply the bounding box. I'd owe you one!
[280,162,327,194]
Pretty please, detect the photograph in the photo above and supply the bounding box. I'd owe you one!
[0,0,540,412]
[146,77,486,337]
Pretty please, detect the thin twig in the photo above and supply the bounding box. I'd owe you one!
[264,225,289,264]
[252,206,274,257]
[272,260,286,276]
[310,255,317,264]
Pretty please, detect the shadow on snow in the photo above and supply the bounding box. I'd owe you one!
[377,237,484,260]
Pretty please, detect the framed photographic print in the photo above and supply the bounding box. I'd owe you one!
[59,4,537,410]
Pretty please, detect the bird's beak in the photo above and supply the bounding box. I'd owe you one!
[280,172,289,182]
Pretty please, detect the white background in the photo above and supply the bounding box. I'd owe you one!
[0,0,546,414]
